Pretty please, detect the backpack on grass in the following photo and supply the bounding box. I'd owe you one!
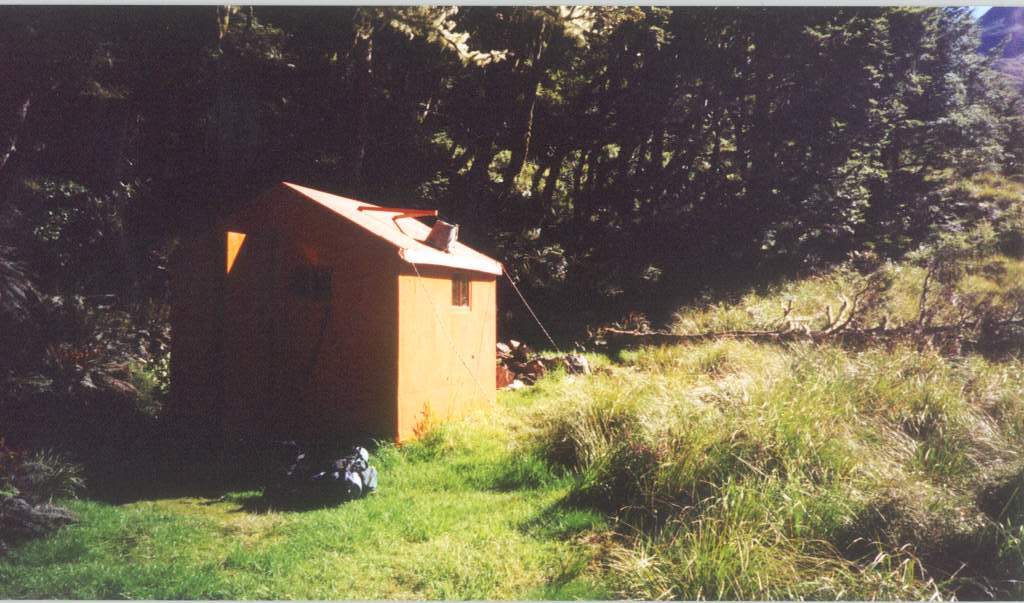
[264,444,377,507]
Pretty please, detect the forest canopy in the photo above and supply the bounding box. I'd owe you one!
[0,6,1022,427]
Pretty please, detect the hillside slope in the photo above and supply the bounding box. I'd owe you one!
[519,181,1024,598]
[2,256,1022,599]
[980,7,1024,57]
[980,6,1024,90]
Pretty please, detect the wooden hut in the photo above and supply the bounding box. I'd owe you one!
[170,182,500,443]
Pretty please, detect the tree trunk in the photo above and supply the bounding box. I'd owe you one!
[572,147,591,198]
[502,20,547,189]
[350,35,373,190]
[529,150,549,196]
[503,77,541,188]
[614,141,640,186]
[646,127,660,172]
[569,146,595,245]
[461,136,497,229]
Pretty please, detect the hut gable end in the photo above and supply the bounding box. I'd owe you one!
[171,182,498,444]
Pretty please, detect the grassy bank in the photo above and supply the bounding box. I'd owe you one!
[516,237,1024,599]
[520,341,1024,599]
[2,248,1023,599]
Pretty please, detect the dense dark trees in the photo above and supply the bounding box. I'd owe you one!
[0,6,1020,386]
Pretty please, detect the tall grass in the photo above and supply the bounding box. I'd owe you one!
[521,337,1024,599]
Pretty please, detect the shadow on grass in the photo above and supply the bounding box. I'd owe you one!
[220,490,373,514]
[518,499,608,540]
[516,499,614,600]
[526,551,613,600]
[83,446,264,505]
[81,456,254,505]
[486,456,567,492]
[84,426,387,507]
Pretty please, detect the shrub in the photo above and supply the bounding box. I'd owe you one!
[1,441,84,505]
[129,356,170,418]
[948,173,1024,259]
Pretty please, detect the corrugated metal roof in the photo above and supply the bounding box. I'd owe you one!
[280,182,503,276]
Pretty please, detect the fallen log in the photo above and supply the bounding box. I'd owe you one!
[601,327,795,348]
[600,320,1024,352]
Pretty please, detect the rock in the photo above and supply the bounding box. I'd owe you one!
[563,353,591,375]
[524,359,548,379]
[0,497,78,539]
[507,361,528,374]
[510,340,532,362]
[496,341,590,390]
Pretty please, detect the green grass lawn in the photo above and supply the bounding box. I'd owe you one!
[0,384,612,599]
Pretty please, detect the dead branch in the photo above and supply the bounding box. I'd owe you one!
[599,319,1024,353]
[599,268,1022,354]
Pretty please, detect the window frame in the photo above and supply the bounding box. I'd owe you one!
[451,273,471,308]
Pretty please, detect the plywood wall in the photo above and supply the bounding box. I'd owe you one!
[169,231,225,423]
[396,266,497,442]
[218,189,401,442]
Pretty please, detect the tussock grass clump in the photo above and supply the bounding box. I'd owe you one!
[522,340,1024,599]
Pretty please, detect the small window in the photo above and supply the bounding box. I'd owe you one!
[226,231,246,274]
[291,264,332,300]
[452,274,470,308]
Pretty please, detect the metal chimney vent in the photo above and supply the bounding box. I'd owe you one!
[425,220,459,252]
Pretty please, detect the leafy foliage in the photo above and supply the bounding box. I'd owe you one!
[1,7,1019,325]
